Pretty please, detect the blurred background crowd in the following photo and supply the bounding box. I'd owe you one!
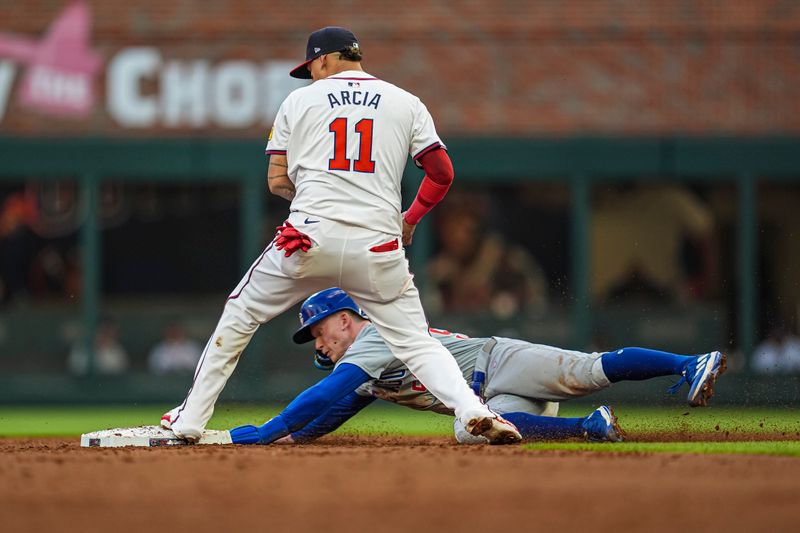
[4,180,799,376]
[1,1,799,403]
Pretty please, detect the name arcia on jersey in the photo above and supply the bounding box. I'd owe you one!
[327,90,381,109]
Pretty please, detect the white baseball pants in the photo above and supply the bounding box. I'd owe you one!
[170,211,494,439]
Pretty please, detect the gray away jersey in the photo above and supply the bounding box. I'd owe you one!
[335,324,487,414]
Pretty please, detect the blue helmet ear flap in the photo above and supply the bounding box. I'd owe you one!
[313,350,334,371]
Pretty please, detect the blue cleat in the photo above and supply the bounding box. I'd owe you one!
[668,351,727,407]
[581,406,624,442]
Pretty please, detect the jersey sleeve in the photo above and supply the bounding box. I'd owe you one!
[409,98,446,168]
[291,391,376,443]
[236,362,371,444]
[265,97,291,155]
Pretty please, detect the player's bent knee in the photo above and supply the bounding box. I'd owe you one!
[486,394,559,417]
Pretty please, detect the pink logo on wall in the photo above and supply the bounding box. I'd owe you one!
[0,1,101,117]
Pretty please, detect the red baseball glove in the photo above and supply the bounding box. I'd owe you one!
[275,221,313,257]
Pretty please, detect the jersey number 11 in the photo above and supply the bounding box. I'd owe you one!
[328,118,376,173]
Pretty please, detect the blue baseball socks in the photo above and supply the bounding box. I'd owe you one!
[600,347,695,382]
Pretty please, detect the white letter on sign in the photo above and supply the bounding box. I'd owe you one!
[107,48,160,127]
[212,62,257,127]
[161,60,208,127]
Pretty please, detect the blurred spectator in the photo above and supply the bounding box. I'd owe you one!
[0,185,82,304]
[591,184,718,304]
[67,318,130,375]
[758,186,800,333]
[147,322,203,375]
[0,189,40,303]
[751,323,800,375]
[427,195,548,318]
[28,244,81,299]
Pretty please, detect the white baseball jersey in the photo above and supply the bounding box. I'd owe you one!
[265,70,445,236]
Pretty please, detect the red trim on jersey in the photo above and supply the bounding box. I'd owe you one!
[327,76,379,81]
[265,149,287,155]
[412,142,445,162]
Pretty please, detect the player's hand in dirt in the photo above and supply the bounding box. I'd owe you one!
[402,212,416,246]
[275,221,313,257]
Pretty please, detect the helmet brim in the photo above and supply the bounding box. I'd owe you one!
[292,307,333,344]
[292,324,316,344]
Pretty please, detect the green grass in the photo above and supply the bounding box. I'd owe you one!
[0,403,453,437]
[1,405,799,457]
[528,406,800,457]
[557,405,800,436]
[524,441,800,457]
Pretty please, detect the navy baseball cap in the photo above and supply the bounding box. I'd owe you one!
[290,26,360,79]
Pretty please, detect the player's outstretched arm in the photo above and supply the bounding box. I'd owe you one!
[267,154,296,201]
[229,363,370,444]
[288,391,376,443]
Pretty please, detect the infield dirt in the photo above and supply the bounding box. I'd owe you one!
[2,434,799,533]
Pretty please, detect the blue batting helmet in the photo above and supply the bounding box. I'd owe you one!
[292,288,367,344]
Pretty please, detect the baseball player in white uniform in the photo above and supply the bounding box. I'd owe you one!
[228,288,726,445]
[161,27,521,444]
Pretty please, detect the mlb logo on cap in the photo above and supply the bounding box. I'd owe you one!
[290,26,360,79]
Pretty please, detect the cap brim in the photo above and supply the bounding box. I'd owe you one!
[290,59,314,79]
